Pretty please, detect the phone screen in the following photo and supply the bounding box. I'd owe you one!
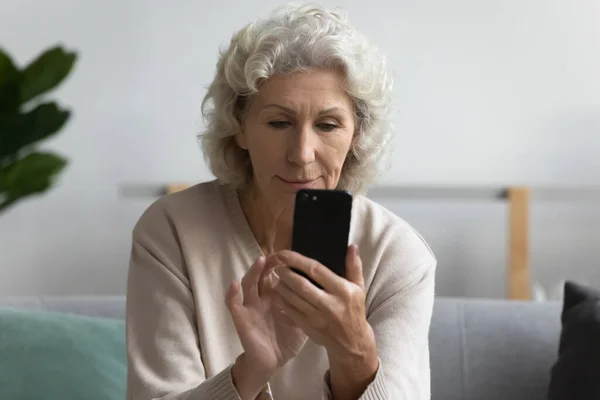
[290,189,353,286]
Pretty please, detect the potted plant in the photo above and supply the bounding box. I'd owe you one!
[0,45,77,214]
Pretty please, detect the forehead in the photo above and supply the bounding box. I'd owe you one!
[254,69,353,111]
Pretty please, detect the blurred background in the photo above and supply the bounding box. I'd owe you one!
[0,0,598,298]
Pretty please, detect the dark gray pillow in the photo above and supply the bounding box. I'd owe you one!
[548,281,600,400]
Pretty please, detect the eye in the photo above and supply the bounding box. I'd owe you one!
[268,121,291,129]
[317,123,338,132]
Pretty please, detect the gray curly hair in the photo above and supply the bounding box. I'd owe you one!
[199,3,393,194]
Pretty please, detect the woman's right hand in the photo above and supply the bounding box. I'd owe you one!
[225,256,308,395]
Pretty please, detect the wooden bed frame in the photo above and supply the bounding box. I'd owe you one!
[164,184,531,300]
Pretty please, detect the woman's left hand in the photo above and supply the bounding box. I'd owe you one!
[272,244,379,371]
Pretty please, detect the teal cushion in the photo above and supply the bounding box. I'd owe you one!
[0,307,126,400]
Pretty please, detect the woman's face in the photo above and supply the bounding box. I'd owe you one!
[237,69,355,211]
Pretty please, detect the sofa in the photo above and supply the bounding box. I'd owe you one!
[0,296,562,400]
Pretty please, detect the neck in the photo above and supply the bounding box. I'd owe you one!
[238,183,293,255]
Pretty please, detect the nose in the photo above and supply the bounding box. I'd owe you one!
[287,124,315,166]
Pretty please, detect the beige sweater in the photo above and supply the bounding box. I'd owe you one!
[126,180,436,400]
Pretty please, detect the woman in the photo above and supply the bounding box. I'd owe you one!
[126,4,436,400]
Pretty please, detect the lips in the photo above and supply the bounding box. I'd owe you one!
[279,177,318,184]
[280,178,317,184]
[277,176,320,189]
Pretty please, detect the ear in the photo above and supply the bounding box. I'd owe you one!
[235,130,248,150]
[233,94,251,150]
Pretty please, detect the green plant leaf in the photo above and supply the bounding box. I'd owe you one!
[0,102,70,160]
[0,152,67,212]
[20,46,77,104]
[0,48,21,117]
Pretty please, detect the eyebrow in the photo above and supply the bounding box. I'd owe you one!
[262,104,347,116]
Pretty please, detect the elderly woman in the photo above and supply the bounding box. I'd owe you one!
[126,4,436,400]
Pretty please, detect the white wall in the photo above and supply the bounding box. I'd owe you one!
[1,0,599,296]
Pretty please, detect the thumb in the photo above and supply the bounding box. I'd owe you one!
[345,244,365,288]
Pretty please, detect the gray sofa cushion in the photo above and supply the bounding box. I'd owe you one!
[430,297,561,400]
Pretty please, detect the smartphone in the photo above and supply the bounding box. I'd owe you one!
[290,189,353,288]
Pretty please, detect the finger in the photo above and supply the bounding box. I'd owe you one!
[258,254,283,296]
[259,267,280,296]
[226,281,252,337]
[345,244,365,288]
[276,278,320,316]
[276,250,340,293]
[241,256,265,302]
[276,295,313,333]
[278,266,328,309]
[225,280,242,314]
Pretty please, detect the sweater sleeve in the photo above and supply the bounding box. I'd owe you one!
[321,357,389,400]
[127,234,244,400]
[322,221,437,400]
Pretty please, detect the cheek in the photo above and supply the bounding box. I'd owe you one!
[246,130,286,171]
[325,134,353,169]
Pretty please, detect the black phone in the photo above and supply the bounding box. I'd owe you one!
[290,189,353,288]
